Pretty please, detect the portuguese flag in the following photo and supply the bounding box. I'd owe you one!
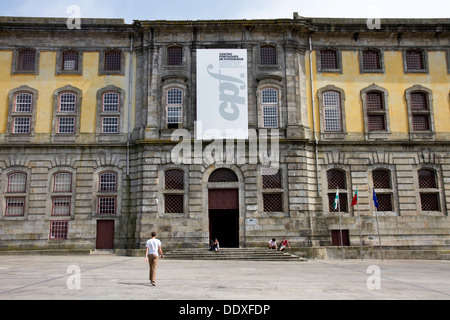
[351,189,358,207]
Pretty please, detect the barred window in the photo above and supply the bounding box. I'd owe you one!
[323,91,342,132]
[320,49,338,70]
[54,173,72,192]
[61,50,79,71]
[406,49,425,71]
[263,170,281,189]
[418,169,437,189]
[368,115,386,131]
[165,169,184,190]
[5,198,25,216]
[167,88,183,128]
[328,193,348,213]
[104,50,122,71]
[57,117,75,134]
[101,117,119,134]
[98,197,116,215]
[372,169,393,211]
[372,169,391,189]
[406,88,433,134]
[263,193,283,212]
[362,49,381,71]
[209,168,238,183]
[102,92,120,112]
[59,93,76,112]
[418,169,440,212]
[262,88,279,128]
[50,221,69,240]
[8,172,26,193]
[17,49,36,72]
[15,93,32,112]
[52,198,71,216]
[327,170,346,189]
[260,45,277,65]
[411,92,428,110]
[167,46,183,66]
[165,194,184,214]
[13,117,31,134]
[413,115,430,131]
[99,172,117,192]
[365,91,387,132]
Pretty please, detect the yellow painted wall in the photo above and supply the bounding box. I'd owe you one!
[307,50,450,138]
[0,51,135,135]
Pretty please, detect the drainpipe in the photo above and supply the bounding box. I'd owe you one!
[309,34,320,196]
[127,35,133,177]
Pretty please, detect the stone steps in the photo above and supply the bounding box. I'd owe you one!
[164,248,308,261]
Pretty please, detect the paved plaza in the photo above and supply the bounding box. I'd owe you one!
[0,255,449,301]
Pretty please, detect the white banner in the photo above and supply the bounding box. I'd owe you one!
[196,49,248,140]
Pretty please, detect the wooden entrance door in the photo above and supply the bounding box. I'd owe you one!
[96,220,115,250]
[208,189,239,248]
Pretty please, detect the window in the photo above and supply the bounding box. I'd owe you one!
[164,169,185,214]
[99,172,117,192]
[366,92,386,131]
[361,49,383,72]
[167,46,183,66]
[318,49,341,72]
[16,49,36,72]
[405,49,427,72]
[61,50,79,71]
[50,221,69,240]
[103,93,119,112]
[52,86,82,140]
[51,171,73,217]
[59,93,76,112]
[5,172,27,217]
[262,88,279,128]
[260,45,277,65]
[57,117,75,134]
[52,198,71,216]
[54,173,72,192]
[8,172,26,193]
[5,198,25,216]
[104,50,122,71]
[361,85,390,139]
[262,169,283,213]
[15,93,32,112]
[323,91,342,132]
[166,88,183,129]
[372,169,393,211]
[418,169,440,212]
[405,86,435,139]
[7,88,38,138]
[98,197,117,215]
[96,171,119,216]
[327,169,348,213]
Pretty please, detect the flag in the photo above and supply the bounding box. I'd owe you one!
[351,188,358,207]
[373,189,379,209]
[333,189,339,210]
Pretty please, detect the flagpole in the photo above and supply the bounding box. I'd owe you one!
[357,193,363,261]
[374,206,384,261]
[372,187,384,262]
[337,188,344,261]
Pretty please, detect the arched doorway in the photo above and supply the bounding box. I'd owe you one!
[208,168,240,248]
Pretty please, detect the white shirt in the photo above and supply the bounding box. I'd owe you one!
[146,238,162,256]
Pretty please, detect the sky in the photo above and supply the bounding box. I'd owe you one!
[0,0,448,23]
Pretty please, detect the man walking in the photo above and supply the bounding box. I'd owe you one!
[144,232,164,286]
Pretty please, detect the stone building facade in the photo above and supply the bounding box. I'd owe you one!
[0,16,449,256]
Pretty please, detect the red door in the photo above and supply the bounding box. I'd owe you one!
[96,220,115,249]
[209,189,239,210]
